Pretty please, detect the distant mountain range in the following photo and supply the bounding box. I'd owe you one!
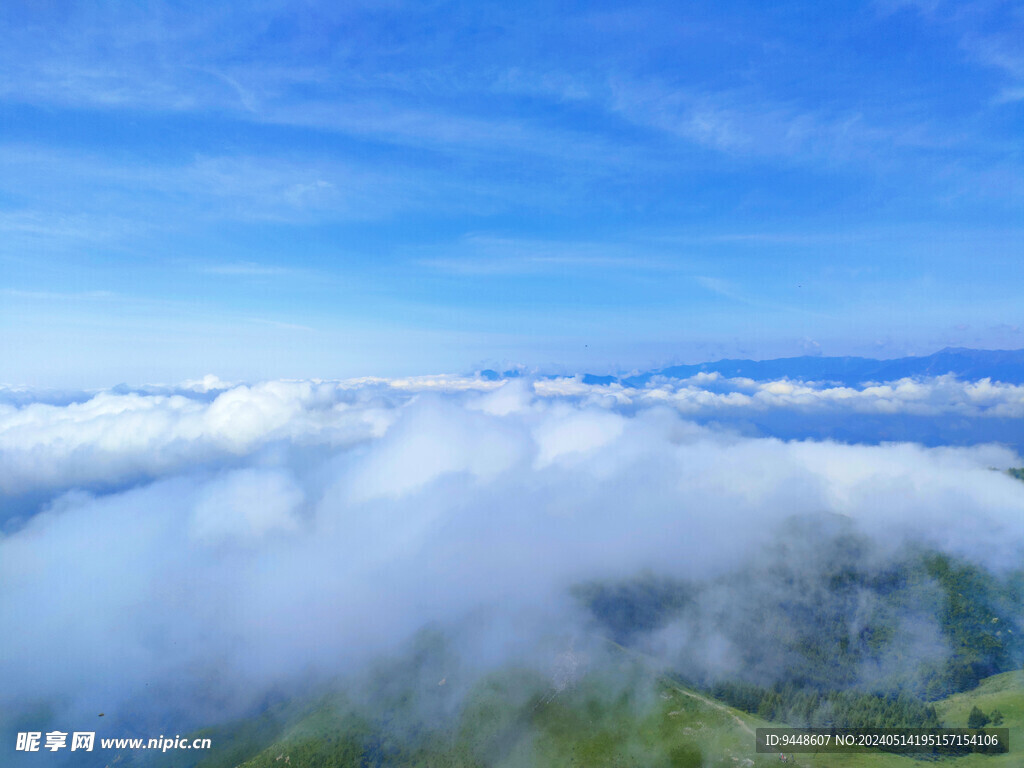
[617,347,1024,386]
[618,347,1024,386]
[483,347,1024,386]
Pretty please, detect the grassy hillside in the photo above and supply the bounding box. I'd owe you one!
[133,533,1024,768]
[136,657,1023,768]
[574,539,1024,704]
[184,665,777,768]
[930,670,1024,768]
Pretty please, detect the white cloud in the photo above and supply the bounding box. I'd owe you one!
[532,407,625,467]
[1,376,1023,732]
[0,380,388,496]
[615,373,1024,417]
[3,372,1024,502]
[190,468,304,543]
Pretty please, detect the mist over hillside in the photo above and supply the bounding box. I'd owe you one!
[3,365,1024,766]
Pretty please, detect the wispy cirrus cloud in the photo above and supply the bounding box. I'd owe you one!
[694,275,835,319]
[199,261,299,277]
[876,0,1024,103]
[416,235,685,276]
[0,211,142,243]
[2,0,1023,384]
[2,288,120,302]
[244,317,316,332]
[0,145,551,233]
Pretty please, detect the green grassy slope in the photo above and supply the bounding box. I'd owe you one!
[172,660,778,768]
[150,663,1021,768]
[929,670,1024,768]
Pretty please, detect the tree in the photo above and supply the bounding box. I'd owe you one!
[967,706,990,729]
[990,709,1004,725]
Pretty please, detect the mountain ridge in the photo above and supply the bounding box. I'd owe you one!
[567,347,1024,387]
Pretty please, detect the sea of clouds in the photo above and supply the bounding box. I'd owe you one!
[2,372,1024,737]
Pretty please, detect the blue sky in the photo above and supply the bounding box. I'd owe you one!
[1,0,1022,386]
